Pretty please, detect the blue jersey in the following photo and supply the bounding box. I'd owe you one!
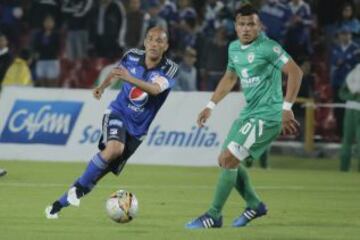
[109,48,178,139]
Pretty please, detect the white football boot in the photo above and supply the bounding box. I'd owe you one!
[67,187,80,207]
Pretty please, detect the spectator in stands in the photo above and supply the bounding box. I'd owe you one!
[28,0,62,31]
[174,47,197,91]
[0,168,6,177]
[330,26,360,136]
[339,62,360,172]
[284,0,313,57]
[33,15,61,87]
[331,26,360,96]
[145,0,168,32]
[337,2,360,43]
[178,0,197,24]
[202,0,225,36]
[0,33,13,87]
[2,49,33,87]
[121,0,148,50]
[259,0,291,43]
[159,0,177,24]
[176,9,198,52]
[89,0,126,58]
[168,0,197,58]
[0,0,24,49]
[62,0,93,60]
[199,26,228,90]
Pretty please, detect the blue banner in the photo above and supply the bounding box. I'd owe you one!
[0,100,83,145]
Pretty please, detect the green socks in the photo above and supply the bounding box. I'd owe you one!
[207,165,262,219]
[235,165,261,209]
[208,168,237,219]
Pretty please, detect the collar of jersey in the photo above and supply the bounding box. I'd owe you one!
[240,37,257,49]
[139,52,167,71]
[239,32,266,50]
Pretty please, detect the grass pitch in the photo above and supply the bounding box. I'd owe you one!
[0,156,359,240]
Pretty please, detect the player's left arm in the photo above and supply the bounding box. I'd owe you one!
[282,59,303,135]
[112,66,172,96]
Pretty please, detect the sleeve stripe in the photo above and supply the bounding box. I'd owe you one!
[280,54,289,64]
[168,65,178,78]
[165,60,178,79]
[124,48,145,56]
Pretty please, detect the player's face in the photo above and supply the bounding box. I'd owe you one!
[235,14,261,44]
[144,30,169,61]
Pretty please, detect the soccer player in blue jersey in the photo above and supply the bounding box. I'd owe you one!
[45,27,178,219]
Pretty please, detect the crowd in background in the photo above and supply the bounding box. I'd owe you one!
[0,0,360,142]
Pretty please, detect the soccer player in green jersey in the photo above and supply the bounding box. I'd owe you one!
[186,4,303,229]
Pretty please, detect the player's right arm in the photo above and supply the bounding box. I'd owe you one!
[93,72,116,100]
[197,70,238,127]
[281,59,303,135]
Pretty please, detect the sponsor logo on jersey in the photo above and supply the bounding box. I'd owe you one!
[128,55,140,62]
[0,100,83,145]
[128,87,148,109]
[241,76,261,88]
[247,53,255,63]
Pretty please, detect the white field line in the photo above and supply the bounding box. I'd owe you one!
[0,182,359,192]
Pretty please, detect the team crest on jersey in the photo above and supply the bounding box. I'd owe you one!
[149,72,160,81]
[273,46,281,55]
[129,87,148,107]
[247,53,255,63]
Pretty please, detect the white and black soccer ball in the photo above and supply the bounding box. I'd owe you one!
[105,189,138,223]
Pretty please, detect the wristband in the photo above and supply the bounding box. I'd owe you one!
[283,101,293,110]
[206,101,216,110]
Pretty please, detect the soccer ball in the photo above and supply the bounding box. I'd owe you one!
[105,189,138,223]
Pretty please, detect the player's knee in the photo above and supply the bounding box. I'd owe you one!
[103,141,124,161]
[218,152,240,169]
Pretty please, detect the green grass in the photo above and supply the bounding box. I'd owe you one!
[0,156,359,240]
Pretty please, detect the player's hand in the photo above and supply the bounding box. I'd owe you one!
[197,108,212,128]
[282,110,300,135]
[93,87,104,100]
[111,66,130,81]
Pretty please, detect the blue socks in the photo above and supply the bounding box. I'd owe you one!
[57,153,109,207]
[78,153,108,188]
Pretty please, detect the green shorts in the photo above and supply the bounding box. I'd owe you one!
[222,117,281,161]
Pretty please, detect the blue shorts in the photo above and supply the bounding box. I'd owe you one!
[98,111,142,175]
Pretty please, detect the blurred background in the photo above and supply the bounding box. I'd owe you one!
[0,0,360,170]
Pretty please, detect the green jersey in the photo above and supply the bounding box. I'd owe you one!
[227,33,290,122]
